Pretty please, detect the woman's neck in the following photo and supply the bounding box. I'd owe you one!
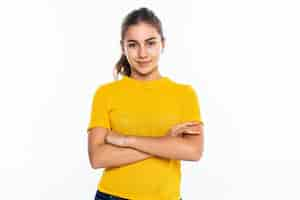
[129,69,162,81]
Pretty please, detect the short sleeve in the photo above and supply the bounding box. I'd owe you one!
[87,85,111,133]
[181,85,204,126]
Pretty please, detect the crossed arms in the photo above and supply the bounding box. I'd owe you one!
[88,122,204,169]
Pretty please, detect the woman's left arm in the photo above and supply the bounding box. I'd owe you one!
[106,125,204,161]
[126,133,203,161]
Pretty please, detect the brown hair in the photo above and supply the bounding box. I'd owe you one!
[113,7,166,80]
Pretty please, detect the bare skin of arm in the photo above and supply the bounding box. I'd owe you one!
[88,127,154,169]
[126,132,203,161]
[91,144,154,169]
[88,121,202,169]
[105,121,204,162]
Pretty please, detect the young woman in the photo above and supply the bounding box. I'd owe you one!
[87,7,204,200]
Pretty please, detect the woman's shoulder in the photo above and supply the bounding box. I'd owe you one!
[167,77,195,91]
[92,78,123,94]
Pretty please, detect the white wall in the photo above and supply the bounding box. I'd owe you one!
[0,0,299,199]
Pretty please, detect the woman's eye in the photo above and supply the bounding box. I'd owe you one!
[128,43,136,48]
[127,42,156,48]
[148,41,156,46]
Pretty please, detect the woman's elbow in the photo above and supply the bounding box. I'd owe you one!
[89,157,99,169]
[89,153,105,169]
[91,159,107,169]
[90,160,100,169]
[192,148,203,161]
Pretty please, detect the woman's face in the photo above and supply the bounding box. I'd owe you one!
[121,22,165,76]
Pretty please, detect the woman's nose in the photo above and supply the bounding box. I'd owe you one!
[138,46,148,58]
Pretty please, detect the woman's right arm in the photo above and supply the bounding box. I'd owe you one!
[88,127,154,169]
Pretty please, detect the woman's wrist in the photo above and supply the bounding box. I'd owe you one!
[124,135,136,147]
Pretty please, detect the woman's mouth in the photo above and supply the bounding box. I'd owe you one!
[137,60,151,66]
[138,60,151,63]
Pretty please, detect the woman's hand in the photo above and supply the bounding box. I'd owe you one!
[167,121,202,137]
[105,131,129,147]
[105,121,202,147]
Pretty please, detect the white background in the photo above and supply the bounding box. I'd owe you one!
[0,0,299,199]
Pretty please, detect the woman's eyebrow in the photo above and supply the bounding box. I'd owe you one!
[126,37,157,43]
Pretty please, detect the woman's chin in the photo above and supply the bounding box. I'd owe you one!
[138,62,151,68]
[136,64,151,70]
[136,67,154,74]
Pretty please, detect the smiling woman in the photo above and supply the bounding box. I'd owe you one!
[113,8,165,81]
[87,7,205,200]
[119,22,164,77]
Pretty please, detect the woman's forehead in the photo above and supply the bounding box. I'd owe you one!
[124,23,160,42]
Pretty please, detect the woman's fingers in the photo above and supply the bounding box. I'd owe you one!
[176,125,202,135]
[105,131,127,146]
[169,121,202,136]
[184,130,202,135]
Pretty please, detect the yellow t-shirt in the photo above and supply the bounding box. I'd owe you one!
[87,75,204,200]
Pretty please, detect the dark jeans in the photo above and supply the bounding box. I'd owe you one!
[94,190,182,200]
[94,189,129,200]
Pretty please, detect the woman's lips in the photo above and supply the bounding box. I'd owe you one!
[138,60,151,63]
[137,61,151,66]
